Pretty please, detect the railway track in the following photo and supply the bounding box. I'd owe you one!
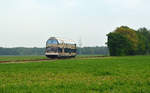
[0,56,108,64]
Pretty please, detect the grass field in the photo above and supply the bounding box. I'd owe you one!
[0,56,150,93]
[0,55,104,62]
[0,56,47,61]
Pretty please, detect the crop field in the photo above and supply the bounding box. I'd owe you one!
[0,56,150,93]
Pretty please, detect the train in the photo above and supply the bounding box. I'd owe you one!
[45,37,77,58]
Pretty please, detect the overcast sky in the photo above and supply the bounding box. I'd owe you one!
[0,0,150,47]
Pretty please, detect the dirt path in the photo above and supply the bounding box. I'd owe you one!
[0,56,108,64]
[0,59,53,64]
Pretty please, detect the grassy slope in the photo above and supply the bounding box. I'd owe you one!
[0,56,150,93]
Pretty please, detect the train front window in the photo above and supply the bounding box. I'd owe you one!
[46,47,57,52]
[47,40,58,45]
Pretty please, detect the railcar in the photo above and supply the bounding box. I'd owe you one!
[45,37,77,58]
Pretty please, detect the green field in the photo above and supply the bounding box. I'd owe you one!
[0,56,150,93]
[0,56,47,61]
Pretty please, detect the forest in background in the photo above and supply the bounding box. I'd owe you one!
[0,46,109,56]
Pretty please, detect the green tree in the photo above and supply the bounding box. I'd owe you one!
[136,31,147,55]
[137,28,150,54]
[107,32,132,56]
[107,26,139,56]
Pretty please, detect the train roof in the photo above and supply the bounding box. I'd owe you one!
[49,37,76,44]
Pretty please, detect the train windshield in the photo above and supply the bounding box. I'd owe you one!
[47,39,58,44]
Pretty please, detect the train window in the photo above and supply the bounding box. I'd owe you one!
[64,48,76,53]
[46,47,58,52]
[64,48,68,53]
[47,40,58,44]
[75,49,77,53]
[58,48,62,53]
[72,49,76,53]
[64,48,70,53]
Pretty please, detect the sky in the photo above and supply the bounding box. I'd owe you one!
[0,0,150,47]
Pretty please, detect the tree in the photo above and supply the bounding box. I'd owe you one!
[136,31,147,55]
[137,28,150,54]
[107,32,132,56]
[107,26,139,56]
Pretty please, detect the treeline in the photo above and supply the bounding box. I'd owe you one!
[0,47,109,56]
[77,46,109,55]
[0,47,45,55]
[107,26,150,56]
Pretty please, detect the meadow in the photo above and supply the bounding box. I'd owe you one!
[0,56,47,61]
[0,56,150,93]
